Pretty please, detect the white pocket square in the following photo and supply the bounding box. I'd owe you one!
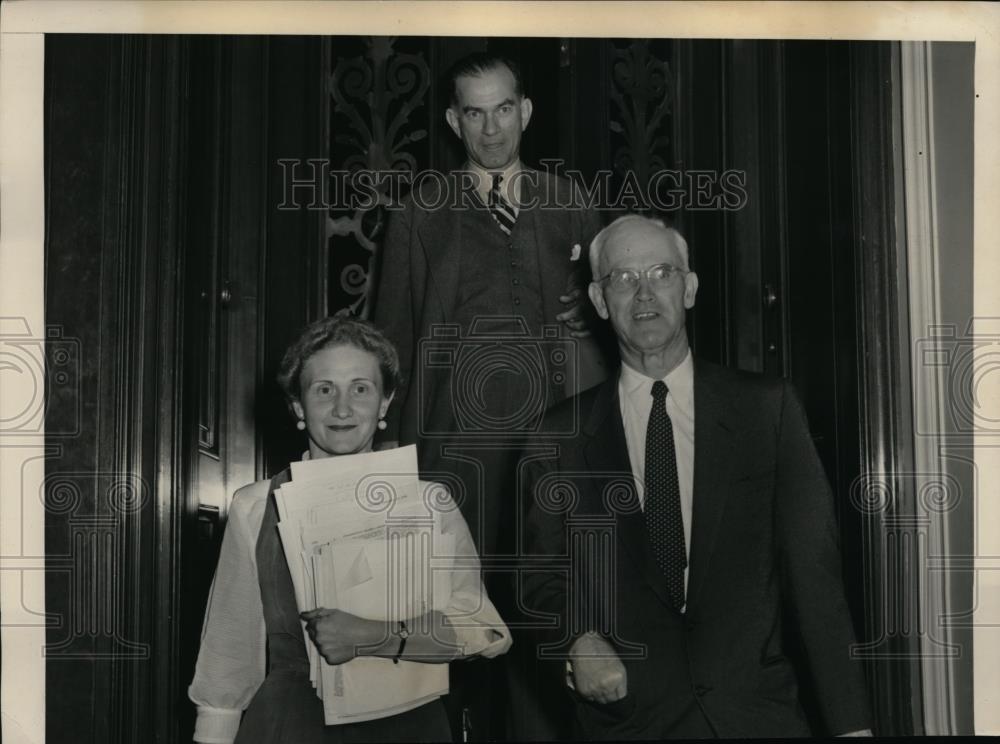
[570,243,582,262]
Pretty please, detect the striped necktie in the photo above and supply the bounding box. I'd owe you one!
[644,380,687,611]
[489,173,517,235]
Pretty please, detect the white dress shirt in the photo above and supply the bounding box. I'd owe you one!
[617,350,695,596]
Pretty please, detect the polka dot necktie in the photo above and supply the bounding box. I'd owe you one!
[644,380,687,611]
[489,173,517,235]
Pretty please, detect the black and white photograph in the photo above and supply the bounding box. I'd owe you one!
[0,1,997,742]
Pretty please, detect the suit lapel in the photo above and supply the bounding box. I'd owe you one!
[417,198,466,318]
[581,376,676,610]
[685,361,740,613]
[520,171,568,325]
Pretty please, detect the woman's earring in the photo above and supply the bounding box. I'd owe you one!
[296,419,306,431]
[377,418,387,431]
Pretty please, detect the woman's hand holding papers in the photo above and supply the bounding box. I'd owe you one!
[301,608,384,664]
[301,607,459,665]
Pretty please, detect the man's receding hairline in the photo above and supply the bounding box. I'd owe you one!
[450,60,522,105]
[589,215,691,277]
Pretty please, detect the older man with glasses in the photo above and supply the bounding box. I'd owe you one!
[521,214,874,739]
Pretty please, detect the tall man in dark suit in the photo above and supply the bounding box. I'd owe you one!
[374,53,604,740]
[375,51,603,556]
[521,214,874,738]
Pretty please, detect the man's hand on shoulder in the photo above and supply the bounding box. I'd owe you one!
[557,287,592,338]
[568,632,627,704]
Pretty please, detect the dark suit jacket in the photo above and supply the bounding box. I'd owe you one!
[521,359,873,739]
[373,168,602,447]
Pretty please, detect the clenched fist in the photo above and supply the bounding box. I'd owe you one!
[300,608,383,665]
[568,632,627,704]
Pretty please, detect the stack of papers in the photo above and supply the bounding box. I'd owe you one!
[274,445,453,724]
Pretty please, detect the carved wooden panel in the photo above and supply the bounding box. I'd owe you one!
[327,36,431,317]
[609,39,675,203]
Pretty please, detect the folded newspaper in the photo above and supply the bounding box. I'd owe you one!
[274,445,453,724]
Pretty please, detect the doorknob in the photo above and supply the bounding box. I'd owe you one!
[220,281,233,308]
[763,283,778,309]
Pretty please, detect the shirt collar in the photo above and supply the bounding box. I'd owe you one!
[464,159,523,206]
[619,349,694,412]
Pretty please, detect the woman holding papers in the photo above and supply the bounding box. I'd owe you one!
[189,316,511,743]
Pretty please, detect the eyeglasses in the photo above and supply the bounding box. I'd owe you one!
[598,263,686,293]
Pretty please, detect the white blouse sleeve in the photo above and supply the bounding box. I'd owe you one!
[427,482,512,659]
[188,482,269,743]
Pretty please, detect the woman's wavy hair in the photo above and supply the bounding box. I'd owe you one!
[276,315,401,407]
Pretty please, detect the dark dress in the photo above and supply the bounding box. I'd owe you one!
[234,471,452,744]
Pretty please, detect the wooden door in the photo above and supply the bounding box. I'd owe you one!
[185,36,266,522]
[178,35,329,740]
[175,36,269,740]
